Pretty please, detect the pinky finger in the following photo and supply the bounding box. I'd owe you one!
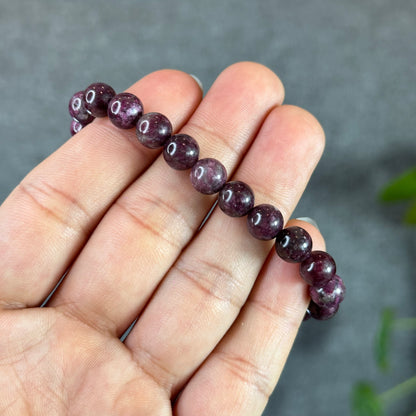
[174,220,325,416]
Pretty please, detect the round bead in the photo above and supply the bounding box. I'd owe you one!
[68,91,95,126]
[300,250,337,288]
[84,82,116,117]
[136,112,172,149]
[190,158,227,195]
[163,134,199,170]
[70,119,83,136]
[303,308,312,321]
[309,274,345,307]
[300,250,336,287]
[308,300,339,320]
[275,226,312,263]
[218,181,255,217]
[108,92,143,129]
[247,204,284,240]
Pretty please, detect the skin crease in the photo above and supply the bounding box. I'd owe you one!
[0,62,327,415]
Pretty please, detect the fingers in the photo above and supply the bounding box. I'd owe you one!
[0,70,203,308]
[50,62,285,335]
[124,105,325,397]
[175,220,324,416]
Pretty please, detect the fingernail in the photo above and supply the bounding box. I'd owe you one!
[295,217,320,231]
[189,74,203,92]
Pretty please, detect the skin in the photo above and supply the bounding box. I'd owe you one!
[0,62,326,416]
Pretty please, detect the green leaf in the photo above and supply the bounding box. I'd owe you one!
[351,382,384,416]
[380,168,416,202]
[375,308,395,372]
[404,201,416,225]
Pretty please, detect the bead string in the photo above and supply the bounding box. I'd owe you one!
[69,82,346,321]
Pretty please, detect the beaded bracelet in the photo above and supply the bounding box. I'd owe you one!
[69,82,346,321]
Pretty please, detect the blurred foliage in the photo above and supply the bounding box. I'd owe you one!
[380,167,416,224]
[375,308,395,372]
[351,308,416,415]
[352,382,384,416]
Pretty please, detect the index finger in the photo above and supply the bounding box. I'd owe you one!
[0,70,203,308]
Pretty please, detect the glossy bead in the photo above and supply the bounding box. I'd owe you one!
[309,274,345,307]
[163,134,199,170]
[136,112,172,149]
[247,204,284,240]
[308,300,339,320]
[70,119,83,136]
[218,181,255,217]
[190,158,227,194]
[300,250,336,287]
[108,92,143,129]
[303,308,312,321]
[68,91,95,126]
[84,82,116,117]
[275,226,312,263]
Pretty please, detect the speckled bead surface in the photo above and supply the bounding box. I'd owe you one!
[108,92,143,129]
[300,250,336,287]
[309,274,345,307]
[136,112,172,149]
[68,91,95,126]
[163,134,199,170]
[190,158,227,194]
[218,181,255,217]
[84,82,116,117]
[308,300,339,320]
[247,204,284,240]
[70,119,83,136]
[275,226,312,263]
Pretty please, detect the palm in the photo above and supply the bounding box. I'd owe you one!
[0,62,325,415]
[1,309,170,414]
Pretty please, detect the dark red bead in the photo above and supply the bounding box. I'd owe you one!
[108,92,143,129]
[300,250,336,287]
[136,112,172,149]
[84,82,116,117]
[309,274,345,307]
[218,181,255,217]
[70,119,83,136]
[308,300,339,320]
[247,204,283,240]
[190,158,227,195]
[163,134,199,170]
[275,226,312,263]
[68,91,95,126]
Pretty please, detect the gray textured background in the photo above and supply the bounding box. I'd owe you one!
[0,0,415,414]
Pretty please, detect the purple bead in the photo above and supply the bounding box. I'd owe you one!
[84,82,116,117]
[218,181,255,217]
[309,275,345,307]
[68,91,95,126]
[108,92,143,129]
[136,112,172,149]
[308,300,339,320]
[275,226,312,263]
[163,134,199,170]
[190,158,227,195]
[247,204,284,240]
[303,308,312,321]
[300,250,336,287]
[70,119,83,136]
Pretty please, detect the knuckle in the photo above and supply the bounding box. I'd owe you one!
[216,349,273,400]
[172,256,246,311]
[16,179,91,236]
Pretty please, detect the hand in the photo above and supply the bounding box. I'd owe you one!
[0,62,325,415]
